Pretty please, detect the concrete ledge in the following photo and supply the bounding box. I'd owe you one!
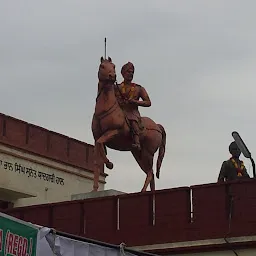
[71,189,126,200]
[131,235,256,254]
[0,186,36,201]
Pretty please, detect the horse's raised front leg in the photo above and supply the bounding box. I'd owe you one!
[93,129,119,191]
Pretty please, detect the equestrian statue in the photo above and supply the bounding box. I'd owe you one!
[91,56,166,192]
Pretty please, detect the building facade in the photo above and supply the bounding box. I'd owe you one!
[5,179,256,255]
[0,113,105,208]
[2,114,256,255]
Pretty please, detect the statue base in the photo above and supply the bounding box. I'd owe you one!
[71,189,126,201]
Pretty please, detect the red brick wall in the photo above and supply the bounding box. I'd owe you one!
[3,116,27,147]
[153,187,191,244]
[0,113,104,175]
[27,125,48,154]
[5,179,256,247]
[83,197,118,242]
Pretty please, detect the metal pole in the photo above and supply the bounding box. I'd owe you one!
[250,157,256,178]
[104,37,107,59]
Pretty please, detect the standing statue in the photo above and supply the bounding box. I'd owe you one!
[91,57,166,192]
[218,141,250,182]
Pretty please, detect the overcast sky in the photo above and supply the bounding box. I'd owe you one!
[1,0,256,193]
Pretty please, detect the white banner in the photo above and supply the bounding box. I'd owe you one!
[36,226,137,256]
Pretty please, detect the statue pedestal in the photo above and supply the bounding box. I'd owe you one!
[71,189,126,201]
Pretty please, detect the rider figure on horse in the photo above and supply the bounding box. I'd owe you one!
[116,62,152,150]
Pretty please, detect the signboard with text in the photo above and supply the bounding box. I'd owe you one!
[0,213,38,256]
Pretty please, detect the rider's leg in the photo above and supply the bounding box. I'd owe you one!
[131,121,141,150]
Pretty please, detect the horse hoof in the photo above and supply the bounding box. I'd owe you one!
[92,186,98,192]
[106,161,114,169]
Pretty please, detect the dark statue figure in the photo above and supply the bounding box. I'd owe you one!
[91,57,166,192]
[218,141,250,182]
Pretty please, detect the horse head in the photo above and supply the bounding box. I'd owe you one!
[98,56,116,86]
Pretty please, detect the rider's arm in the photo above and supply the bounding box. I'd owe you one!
[133,86,151,107]
[242,166,250,178]
[218,161,227,182]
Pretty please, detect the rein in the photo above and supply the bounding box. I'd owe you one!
[94,80,136,134]
[94,80,119,121]
[96,80,117,102]
[94,101,118,120]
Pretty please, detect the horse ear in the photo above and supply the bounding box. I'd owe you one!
[100,56,104,63]
[108,56,112,62]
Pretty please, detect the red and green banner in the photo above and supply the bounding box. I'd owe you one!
[0,213,38,256]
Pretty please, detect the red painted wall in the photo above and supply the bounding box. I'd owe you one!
[4,179,256,247]
[0,113,104,175]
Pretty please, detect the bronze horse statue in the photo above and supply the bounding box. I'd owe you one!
[91,56,166,192]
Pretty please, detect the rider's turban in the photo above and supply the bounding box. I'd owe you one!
[121,62,134,75]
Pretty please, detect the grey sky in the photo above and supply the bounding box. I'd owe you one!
[1,1,256,193]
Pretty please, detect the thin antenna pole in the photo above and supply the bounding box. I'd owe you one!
[104,37,107,59]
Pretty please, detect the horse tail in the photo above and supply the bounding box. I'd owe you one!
[156,124,166,179]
